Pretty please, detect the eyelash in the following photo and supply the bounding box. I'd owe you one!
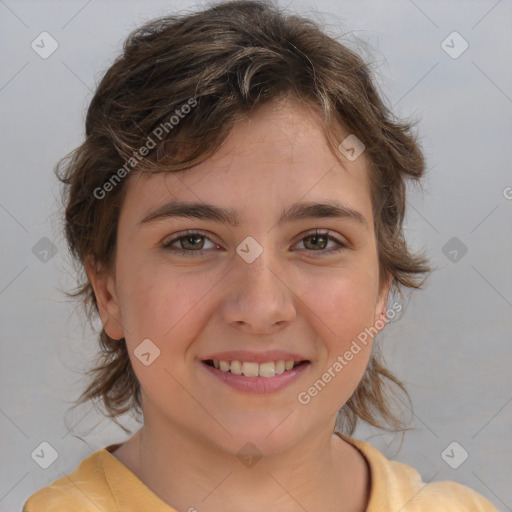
[161,229,347,257]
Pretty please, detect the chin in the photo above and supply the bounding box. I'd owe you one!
[207,413,310,457]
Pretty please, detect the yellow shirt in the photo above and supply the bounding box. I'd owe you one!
[23,433,498,511]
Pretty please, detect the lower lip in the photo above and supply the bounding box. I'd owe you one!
[201,361,310,393]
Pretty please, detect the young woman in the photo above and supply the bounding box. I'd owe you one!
[23,1,498,510]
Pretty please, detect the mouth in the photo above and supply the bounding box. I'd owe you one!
[199,350,311,393]
[202,358,308,378]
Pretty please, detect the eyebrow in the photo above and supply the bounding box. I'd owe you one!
[139,199,368,230]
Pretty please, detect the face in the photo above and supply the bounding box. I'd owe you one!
[89,98,391,456]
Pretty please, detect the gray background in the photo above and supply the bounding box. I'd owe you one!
[1,0,511,510]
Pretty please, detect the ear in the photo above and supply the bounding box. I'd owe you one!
[85,256,125,340]
[373,273,393,331]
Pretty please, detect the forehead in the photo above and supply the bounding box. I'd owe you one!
[121,98,373,228]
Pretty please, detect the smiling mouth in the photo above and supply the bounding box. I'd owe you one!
[203,359,308,378]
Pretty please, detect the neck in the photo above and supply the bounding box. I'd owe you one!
[115,409,370,512]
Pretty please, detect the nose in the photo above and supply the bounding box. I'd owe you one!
[220,240,296,334]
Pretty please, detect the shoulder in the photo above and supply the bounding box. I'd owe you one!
[409,478,499,511]
[338,434,499,512]
[22,449,117,512]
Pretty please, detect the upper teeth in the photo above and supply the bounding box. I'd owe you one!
[213,359,297,377]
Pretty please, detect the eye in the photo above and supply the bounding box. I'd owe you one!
[161,229,346,257]
[162,230,218,256]
[295,229,346,255]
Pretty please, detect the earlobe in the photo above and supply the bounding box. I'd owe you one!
[85,256,125,340]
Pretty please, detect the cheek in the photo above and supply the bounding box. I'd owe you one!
[116,257,217,350]
[297,271,378,413]
[115,263,208,400]
[303,263,379,347]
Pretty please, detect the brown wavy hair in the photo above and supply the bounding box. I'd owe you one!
[57,0,432,436]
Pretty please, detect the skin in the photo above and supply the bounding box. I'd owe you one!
[87,97,392,512]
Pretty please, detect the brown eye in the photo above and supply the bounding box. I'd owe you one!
[296,230,346,254]
[177,234,205,250]
[161,229,346,257]
[162,230,217,256]
[303,233,328,250]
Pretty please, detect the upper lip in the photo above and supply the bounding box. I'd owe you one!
[201,350,309,363]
